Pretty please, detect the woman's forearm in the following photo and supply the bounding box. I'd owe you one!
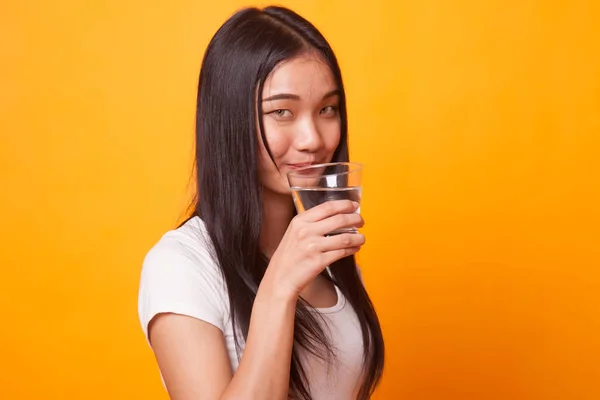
[220,279,297,400]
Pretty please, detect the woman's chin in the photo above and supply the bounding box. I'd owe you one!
[261,184,293,198]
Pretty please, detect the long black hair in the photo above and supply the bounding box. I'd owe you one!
[188,6,384,399]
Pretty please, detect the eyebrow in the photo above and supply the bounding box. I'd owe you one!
[262,89,340,102]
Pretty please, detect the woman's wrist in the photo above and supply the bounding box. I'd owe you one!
[257,270,299,308]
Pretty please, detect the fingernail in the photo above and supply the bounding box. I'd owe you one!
[352,201,360,209]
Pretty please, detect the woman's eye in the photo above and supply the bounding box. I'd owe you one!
[270,109,293,118]
[320,105,338,116]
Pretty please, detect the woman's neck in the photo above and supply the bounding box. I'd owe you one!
[260,188,296,259]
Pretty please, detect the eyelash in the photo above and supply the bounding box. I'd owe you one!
[266,105,338,119]
[270,109,293,118]
[320,105,338,115]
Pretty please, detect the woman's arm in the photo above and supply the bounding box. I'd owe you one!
[149,314,233,400]
[148,200,364,400]
[220,282,297,399]
[149,282,296,400]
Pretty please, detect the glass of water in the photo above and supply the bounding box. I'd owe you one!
[286,162,363,234]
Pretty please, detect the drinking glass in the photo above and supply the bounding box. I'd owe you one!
[287,162,363,234]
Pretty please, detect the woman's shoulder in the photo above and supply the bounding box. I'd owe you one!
[144,216,214,263]
[138,216,229,336]
[141,216,224,288]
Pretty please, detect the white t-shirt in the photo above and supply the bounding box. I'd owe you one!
[138,216,365,399]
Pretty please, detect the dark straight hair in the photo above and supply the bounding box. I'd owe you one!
[188,6,384,399]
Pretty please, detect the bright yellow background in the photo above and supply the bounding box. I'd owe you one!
[1,0,599,399]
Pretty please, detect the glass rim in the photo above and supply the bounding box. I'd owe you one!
[286,161,364,179]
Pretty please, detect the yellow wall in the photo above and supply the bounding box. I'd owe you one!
[1,1,598,399]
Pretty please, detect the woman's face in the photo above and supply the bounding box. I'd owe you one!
[257,53,342,196]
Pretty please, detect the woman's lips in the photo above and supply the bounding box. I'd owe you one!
[288,162,315,169]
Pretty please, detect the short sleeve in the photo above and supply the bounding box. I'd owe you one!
[137,234,228,343]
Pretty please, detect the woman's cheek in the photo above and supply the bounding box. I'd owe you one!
[265,135,290,165]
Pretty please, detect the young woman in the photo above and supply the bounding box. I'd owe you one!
[138,5,384,400]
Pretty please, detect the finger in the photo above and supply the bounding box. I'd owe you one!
[322,247,361,266]
[319,232,366,253]
[314,213,364,236]
[301,200,360,222]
